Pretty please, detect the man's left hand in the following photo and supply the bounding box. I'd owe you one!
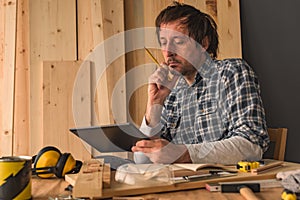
[132,139,192,164]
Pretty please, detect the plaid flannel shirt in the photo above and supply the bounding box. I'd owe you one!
[160,58,269,152]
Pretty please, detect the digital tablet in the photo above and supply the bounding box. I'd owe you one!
[69,123,149,152]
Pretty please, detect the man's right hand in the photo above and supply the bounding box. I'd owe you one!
[145,64,179,127]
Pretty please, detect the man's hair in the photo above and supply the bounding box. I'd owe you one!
[155,1,219,59]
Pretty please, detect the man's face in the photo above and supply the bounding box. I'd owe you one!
[159,21,205,77]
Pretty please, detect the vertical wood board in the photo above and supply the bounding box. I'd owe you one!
[29,0,77,154]
[77,0,104,61]
[95,0,126,126]
[77,0,126,126]
[43,60,91,160]
[0,0,17,156]
[217,0,242,59]
[13,0,30,155]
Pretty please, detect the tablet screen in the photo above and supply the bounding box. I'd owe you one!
[70,123,149,152]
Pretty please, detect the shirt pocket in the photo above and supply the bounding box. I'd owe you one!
[194,99,222,142]
[197,99,218,116]
[166,112,181,139]
[166,113,181,129]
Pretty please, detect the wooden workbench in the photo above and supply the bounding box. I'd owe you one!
[32,160,300,199]
[32,178,283,200]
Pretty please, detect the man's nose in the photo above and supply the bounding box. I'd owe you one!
[165,43,176,57]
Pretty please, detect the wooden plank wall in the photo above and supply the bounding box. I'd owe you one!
[0,0,17,156]
[0,0,241,158]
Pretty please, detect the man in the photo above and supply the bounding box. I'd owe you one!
[132,2,269,165]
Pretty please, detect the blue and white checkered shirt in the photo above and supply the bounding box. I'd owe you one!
[160,58,269,152]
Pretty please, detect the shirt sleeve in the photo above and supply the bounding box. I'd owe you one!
[139,116,163,137]
[186,136,263,165]
[221,59,269,152]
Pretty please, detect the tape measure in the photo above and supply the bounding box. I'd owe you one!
[236,161,260,172]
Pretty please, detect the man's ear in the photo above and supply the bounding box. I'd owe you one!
[201,36,209,50]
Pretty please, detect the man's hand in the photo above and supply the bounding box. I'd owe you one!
[148,64,179,104]
[146,64,179,127]
[131,138,192,164]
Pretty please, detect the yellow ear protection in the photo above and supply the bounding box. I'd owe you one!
[32,146,82,178]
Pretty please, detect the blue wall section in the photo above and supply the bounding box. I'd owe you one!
[240,0,300,163]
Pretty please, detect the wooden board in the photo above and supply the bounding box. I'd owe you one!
[0,0,17,156]
[42,60,91,160]
[78,161,300,199]
[65,162,111,188]
[77,0,127,159]
[13,0,30,155]
[77,0,126,126]
[73,159,104,198]
[29,0,77,154]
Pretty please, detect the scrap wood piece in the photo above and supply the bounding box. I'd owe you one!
[65,162,111,188]
[103,163,111,188]
[251,161,284,175]
[72,159,104,198]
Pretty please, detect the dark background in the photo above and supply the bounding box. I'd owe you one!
[240,0,300,162]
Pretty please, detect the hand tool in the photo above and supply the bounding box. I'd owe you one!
[236,161,260,172]
[206,179,283,200]
[220,183,261,200]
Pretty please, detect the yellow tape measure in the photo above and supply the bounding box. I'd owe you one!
[236,161,260,172]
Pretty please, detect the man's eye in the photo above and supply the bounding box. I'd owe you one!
[160,41,167,46]
[174,39,185,45]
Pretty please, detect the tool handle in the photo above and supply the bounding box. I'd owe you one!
[240,187,261,200]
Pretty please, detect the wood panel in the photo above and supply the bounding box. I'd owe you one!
[42,60,91,160]
[29,0,77,154]
[216,0,242,59]
[77,0,126,127]
[77,0,127,158]
[97,0,126,125]
[77,0,104,61]
[0,0,17,156]
[13,0,30,155]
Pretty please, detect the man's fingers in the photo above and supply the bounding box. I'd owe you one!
[133,139,166,151]
[132,146,156,154]
[135,139,153,147]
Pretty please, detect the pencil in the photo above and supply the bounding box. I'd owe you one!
[144,47,160,67]
[144,47,173,80]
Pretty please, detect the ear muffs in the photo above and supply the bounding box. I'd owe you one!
[32,146,82,178]
[55,153,76,178]
[32,146,61,178]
